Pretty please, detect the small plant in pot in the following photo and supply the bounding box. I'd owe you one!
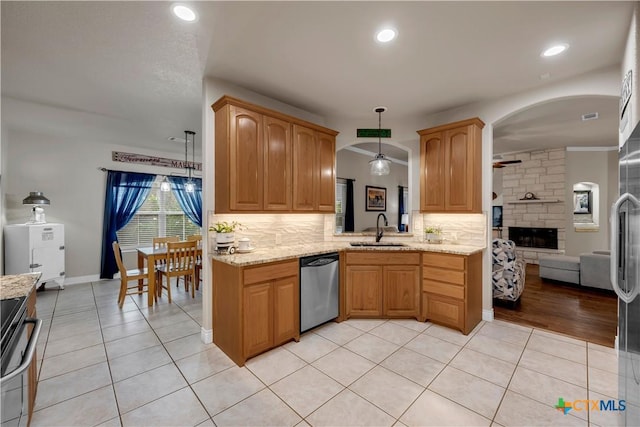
[209,221,244,246]
[424,225,443,244]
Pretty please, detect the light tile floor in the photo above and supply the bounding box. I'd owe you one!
[30,280,624,427]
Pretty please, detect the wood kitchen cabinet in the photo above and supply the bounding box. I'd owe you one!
[421,251,482,334]
[213,258,299,366]
[344,252,420,320]
[292,125,336,212]
[418,118,484,213]
[213,95,337,213]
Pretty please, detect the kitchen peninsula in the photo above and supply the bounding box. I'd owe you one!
[211,242,483,366]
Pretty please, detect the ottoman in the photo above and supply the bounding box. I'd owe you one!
[539,255,580,285]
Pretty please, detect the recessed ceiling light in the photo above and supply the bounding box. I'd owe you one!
[172,4,197,22]
[541,43,569,57]
[376,28,397,43]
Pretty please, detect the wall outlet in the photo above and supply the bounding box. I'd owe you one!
[275,233,282,245]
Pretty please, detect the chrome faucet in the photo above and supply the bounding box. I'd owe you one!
[376,213,388,242]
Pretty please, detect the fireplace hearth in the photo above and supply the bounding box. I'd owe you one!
[508,227,558,249]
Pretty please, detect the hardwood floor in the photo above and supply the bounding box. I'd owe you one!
[493,264,618,347]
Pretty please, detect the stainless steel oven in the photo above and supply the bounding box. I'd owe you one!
[1,297,42,427]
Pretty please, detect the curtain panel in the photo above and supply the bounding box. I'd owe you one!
[167,176,203,228]
[100,171,156,279]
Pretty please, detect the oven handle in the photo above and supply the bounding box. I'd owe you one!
[0,318,42,383]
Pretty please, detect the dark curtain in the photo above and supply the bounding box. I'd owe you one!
[345,179,355,232]
[168,176,203,227]
[398,185,405,231]
[100,171,156,279]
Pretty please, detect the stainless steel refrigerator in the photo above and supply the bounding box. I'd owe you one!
[612,123,640,426]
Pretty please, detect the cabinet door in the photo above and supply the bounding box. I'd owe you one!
[316,132,335,212]
[346,266,382,317]
[444,127,473,211]
[230,106,263,210]
[273,276,299,346]
[422,293,464,332]
[383,266,420,317]
[264,116,291,210]
[243,283,273,358]
[292,125,316,211]
[420,132,445,211]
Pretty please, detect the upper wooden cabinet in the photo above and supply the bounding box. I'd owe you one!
[213,95,338,213]
[417,118,485,213]
[292,125,336,211]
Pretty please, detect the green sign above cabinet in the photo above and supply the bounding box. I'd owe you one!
[357,128,391,138]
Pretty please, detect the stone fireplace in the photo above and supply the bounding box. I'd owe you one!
[508,227,558,250]
[500,148,566,263]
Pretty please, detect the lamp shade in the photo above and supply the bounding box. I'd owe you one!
[23,191,50,205]
[369,155,391,175]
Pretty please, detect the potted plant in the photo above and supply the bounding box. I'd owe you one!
[424,225,443,243]
[209,221,244,246]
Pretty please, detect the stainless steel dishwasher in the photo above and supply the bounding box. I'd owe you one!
[300,252,339,333]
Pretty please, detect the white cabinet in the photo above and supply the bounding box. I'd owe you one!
[4,223,65,289]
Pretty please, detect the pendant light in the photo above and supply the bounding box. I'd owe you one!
[184,130,196,193]
[369,106,391,176]
[160,176,171,192]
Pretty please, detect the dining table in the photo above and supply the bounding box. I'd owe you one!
[136,245,202,307]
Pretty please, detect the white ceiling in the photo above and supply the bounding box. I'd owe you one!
[1,1,633,155]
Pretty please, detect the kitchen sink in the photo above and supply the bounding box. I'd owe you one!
[349,242,408,247]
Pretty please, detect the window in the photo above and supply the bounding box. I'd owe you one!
[335,181,347,232]
[116,177,201,248]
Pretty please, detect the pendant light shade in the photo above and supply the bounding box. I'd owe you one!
[369,107,391,176]
[160,176,171,192]
[23,191,50,205]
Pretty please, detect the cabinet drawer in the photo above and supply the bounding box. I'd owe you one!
[423,266,465,285]
[422,252,465,270]
[423,280,464,299]
[244,260,298,285]
[422,293,464,330]
[346,252,420,265]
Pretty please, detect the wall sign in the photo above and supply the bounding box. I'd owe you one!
[357,129,391,138]
[112,151,202,171]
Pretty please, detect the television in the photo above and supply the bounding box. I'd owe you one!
[492,206,503,228]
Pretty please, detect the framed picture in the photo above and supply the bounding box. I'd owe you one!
[573,190,591,214]
[365,185,386,211]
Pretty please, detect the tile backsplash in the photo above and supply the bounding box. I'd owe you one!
[208,211,487,249]
[208,212,326,249]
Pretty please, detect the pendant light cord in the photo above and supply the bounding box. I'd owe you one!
[378,110,382,156]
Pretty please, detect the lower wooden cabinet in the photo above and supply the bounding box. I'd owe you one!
[344,252,420,320]
[213,259,299,366]
[421,251,482,334]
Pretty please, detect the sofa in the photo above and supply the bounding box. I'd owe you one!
[539,250,613,291]
[579,250,613,291]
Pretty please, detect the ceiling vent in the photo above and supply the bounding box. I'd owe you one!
[581,112,599,121]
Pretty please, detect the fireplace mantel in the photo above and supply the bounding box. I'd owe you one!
[506,199,561,204]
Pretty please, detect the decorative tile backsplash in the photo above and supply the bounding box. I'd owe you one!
[208,211,487,249]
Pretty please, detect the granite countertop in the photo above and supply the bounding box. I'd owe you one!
[211,241,484,266]
[0,273,41,300]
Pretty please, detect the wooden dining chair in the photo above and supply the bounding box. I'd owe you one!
[186,234,203,293]
[113,241,154,308]
[157,240,198,301]
[152,236,179,289]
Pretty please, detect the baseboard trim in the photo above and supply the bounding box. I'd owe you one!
[483,308,494,322]
[201,327,213,344]
[59,274,104,286]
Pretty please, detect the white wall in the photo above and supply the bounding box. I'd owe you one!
[336,149,408,231]
[565,149,618,255]
[3,128,200,281]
